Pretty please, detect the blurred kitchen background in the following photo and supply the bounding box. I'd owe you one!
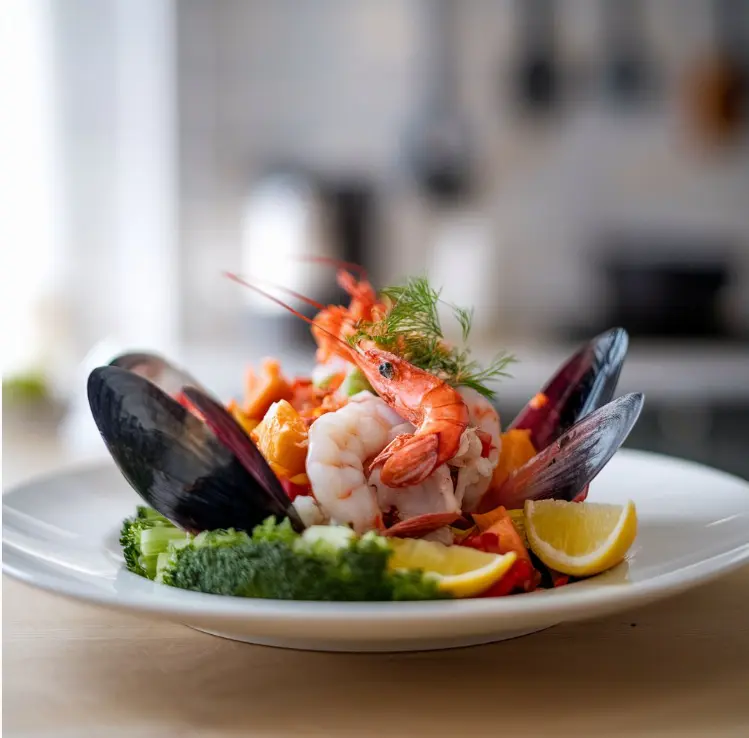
[3,0,749,480]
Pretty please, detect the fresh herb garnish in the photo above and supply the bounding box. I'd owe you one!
[350,276,514,399]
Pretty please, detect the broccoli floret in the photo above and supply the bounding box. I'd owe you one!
[157,518,446,601]
[139,526,191,578]
[251,517,299,545]
[119,506,188,579]
[135,506,170,523]
[390,569,443,601]
[120,517,151,577]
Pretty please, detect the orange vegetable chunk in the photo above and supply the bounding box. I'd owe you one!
[243,359,293,420]
[251,399,308,479]
[490,428,537,491]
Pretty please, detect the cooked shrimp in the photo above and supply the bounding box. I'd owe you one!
[369,421,460,521]
[453,387,502,512]
[356,348,469,488]
[370,389,500,529]
[305,391,403,533]
[292,495,327,527]
[224,274,469,489]
[311,269,385,363]
[370,464,459,519]
[311,304,353,364]
[335,269,385,324]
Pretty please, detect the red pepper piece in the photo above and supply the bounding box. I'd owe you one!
[280,478,311,502]
[481,559,537,597]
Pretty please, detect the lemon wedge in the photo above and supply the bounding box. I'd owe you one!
[388,538,517,598]
[524,499,637,577]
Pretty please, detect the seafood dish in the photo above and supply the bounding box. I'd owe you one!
[88,262,644,601]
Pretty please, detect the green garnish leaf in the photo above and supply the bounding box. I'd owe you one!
[454,305,474,344]
[351,276,515,399]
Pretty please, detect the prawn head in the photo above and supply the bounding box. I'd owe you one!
[355,347,469,487]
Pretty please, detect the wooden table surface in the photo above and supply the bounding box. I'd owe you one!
[4,425,749,737]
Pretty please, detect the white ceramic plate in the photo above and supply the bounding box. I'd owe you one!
[4,449,749,652]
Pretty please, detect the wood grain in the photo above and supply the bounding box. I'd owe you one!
[4,568,749,737]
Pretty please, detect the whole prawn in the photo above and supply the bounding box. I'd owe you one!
[354,347,469,488]
[225,272,470,488]
[309,263,386,364]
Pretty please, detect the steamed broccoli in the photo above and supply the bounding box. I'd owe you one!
[119,506,188,579]
[155,519,446,601]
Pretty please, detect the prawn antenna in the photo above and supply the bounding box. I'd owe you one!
[252,276,326,311]
[224,272,357,351]
[295,255,368,279]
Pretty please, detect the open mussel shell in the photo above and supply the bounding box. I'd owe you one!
[509,327,629,451]
[109,351,211,399]
[87,366,303,533]
[180,385,294,517]
[478,392,644,512]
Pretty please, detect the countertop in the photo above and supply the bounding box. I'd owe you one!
[4,421,749,737]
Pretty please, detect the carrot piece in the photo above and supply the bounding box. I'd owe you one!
[486,514,531,563]
[462,508,539,594]
[489,428,537,491]
[472,506,507,532]
[529,392,548,410]
[243,359,293,420]
[251,399,308,479]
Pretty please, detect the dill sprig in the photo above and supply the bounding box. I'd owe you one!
[350,276,515,399]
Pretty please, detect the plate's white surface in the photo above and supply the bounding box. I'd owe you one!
[4,449,749,652]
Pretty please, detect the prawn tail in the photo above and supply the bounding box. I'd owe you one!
[368,434,413,470]
[373,433,440,488]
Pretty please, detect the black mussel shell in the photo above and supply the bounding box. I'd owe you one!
[479,392,644,511]
[180,385,294,517]
[509,328,629,451]
[109,351,210,399]
[87,366,303,533]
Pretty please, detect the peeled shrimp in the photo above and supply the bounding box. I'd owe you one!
[369,464,459,532]
[453,387,502,512]
[305,391,403,533]
[292,495,327,528]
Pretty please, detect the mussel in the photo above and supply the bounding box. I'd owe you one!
[508,327,629,449]
[477,392,644,512]
[109,351,211,399]
[87,366,303,533]
[474,327,637,511]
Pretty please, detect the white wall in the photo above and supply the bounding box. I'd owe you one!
[53,0,179,363]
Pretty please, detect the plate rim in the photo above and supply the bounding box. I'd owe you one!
[4,449,749,627]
